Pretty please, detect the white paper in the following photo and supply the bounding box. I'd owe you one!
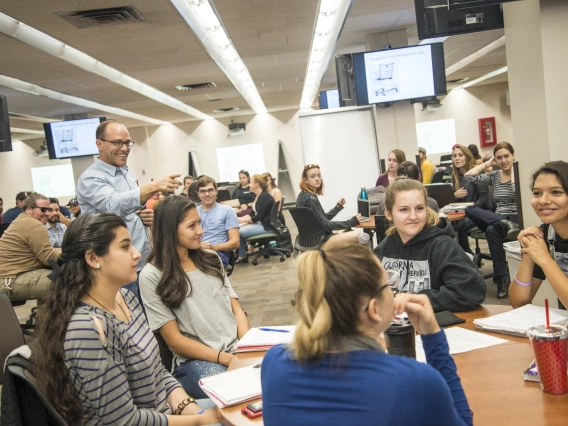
[199,363,261,407]
[473,304,568,336]
[415,327,509,363]
[235,326,295,349]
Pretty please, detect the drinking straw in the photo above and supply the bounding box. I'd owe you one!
[545,298,550,333]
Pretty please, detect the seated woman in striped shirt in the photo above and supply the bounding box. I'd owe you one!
[36,214,219,426]
[464,141,519,299]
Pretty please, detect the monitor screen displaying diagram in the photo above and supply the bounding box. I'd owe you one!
[44,117,105,159]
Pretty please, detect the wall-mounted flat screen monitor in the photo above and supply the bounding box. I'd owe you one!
[353,44,446,105]
[318,89,341,109]
[44,117,106,160]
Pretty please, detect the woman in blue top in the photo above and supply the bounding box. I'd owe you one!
[261,239,472,426]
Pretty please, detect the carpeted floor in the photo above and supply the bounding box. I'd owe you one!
[14,210,509,328]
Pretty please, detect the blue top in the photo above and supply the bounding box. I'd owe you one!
[76,158,151,271]
[2,207,23,224]
[261,330,472,426]
[45,222,67,248]
[197,202,239,246]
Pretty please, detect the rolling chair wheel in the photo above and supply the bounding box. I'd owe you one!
[280,257,285,262]
[285,253,291,258]
[263,254,270,259]
[252,259,258,266]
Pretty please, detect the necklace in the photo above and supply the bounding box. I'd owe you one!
[86,292,129,321]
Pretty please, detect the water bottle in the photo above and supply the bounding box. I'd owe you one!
[360,187,368,200]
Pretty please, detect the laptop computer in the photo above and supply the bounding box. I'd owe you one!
[358,199,371,223]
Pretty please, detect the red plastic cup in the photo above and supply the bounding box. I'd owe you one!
[527,325,568,395]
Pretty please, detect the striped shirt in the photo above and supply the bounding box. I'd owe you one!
[465,170,517,215]
[64,289,180,425]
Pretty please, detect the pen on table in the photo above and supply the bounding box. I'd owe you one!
[259,328,290,333]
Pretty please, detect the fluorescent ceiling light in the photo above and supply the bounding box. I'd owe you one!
[0,12,212,120]
[453,66,507,90]
[170,0,267,114]
[9,112,61,123]
[446,35,505,76]
[418,36,448,45]
[0,74,169,125]
[10,127,44,135]
[300,0,353,109]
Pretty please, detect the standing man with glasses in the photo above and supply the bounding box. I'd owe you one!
[76,120,182,299]
[0,192,61,300]
[196,176,239,266]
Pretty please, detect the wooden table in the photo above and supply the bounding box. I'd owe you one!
[218,305,568,426]
[354,214,375,230]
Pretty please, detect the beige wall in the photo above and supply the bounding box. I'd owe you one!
[414,82,512,165]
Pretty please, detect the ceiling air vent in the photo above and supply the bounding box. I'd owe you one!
[213,107,240,113]
[208,98,222,102]
[176,82,218,91]
[57,7,146,29]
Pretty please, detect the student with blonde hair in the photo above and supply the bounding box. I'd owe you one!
[377,178,486,312]
[235,174,275,263]
[261,239,473,425]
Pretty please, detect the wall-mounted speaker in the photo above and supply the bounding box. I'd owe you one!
[0,95,12,153]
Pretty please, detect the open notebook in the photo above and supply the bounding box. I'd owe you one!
[473,304,568,337]
[234,326,295,352]
[199,363,262,408]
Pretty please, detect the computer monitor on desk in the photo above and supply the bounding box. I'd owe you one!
[358,199,371,223]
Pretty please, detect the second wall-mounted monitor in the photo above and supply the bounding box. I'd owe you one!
[353,43,446,106]
[44,117,106,160]
[318,89,340,109]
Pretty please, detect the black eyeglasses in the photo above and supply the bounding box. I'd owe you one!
[33,206,53,213]
[99,138,135,148]
[198,188,216,195]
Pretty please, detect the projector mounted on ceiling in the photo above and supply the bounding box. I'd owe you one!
[227,120,246,139]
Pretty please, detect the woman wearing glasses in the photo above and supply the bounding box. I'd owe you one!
[140,196,250,399]
[261,239,473,426]
[232,170,256,217]
[296,164,361,243]
[377,178,486,313]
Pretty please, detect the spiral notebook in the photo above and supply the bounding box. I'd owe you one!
[199,363,262,408]
[234,326,295,352]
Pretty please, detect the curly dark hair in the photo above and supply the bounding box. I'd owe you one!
[147,196,225,309]
[36,213,127,424]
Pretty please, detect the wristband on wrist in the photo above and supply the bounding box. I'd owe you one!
[217,349,222,364]
[174,397,195,415]
[514,274,533,287]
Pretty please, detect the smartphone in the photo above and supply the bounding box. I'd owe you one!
[241,401,263,418]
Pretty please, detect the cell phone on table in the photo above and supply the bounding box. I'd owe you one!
[241,401,263,418]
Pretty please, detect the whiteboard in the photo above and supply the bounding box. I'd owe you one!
[31,164,76,198]
[299,106,380,217]
[216,143,266,182]
[416,119,456,155]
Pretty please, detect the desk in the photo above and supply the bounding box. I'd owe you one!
[354,215,375,230]
[218,305,568,426]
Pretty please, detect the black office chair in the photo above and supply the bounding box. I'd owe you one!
[425,183,456,209]
[0,291,26,386]
[216,189,231,203]
[430,170,446,184]
[0,222,10,238]
[374,214,389,247]
[245,201,292,265]
[224,250,235,277]
[288,207,326,255]
[153,331,174,372]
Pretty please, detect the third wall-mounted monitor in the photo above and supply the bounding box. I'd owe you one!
[318,89,340,109]
[352,43,446,106]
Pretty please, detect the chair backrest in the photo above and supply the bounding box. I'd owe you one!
[430,170,446,184]
[269,200,282,233]
[288,207,326,251]
[153,331,173,372]
[0,222,10,238]
[216,189,231,202]
[0,291,25,385]
[225,185,236,198]
[424,183,456,209]
[374,215,389,246]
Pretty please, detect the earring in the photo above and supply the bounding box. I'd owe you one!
[96,264,101,269]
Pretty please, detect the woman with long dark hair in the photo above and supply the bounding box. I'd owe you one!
[376,149,406,188]
[36,214,219,425]
[261,239,473,425]
[140,196,250,399]
[232,170,255,217]
[510,161,568,310]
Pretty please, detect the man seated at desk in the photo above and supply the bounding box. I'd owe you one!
[0,192,61,300]
[196,176,239,266]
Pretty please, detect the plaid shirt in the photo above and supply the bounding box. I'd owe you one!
[46,222,67,248]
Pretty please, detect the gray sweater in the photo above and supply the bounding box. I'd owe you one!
[296,191,359,239]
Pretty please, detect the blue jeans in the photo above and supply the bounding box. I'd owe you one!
[465,206,518,278]
[456,217,475,254]
[173,359,227,399]
[238,223,267,257]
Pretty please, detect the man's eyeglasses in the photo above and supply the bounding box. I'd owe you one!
[33,206,53,213]
[198,188,216,195]
[364,270,400,311]
[99,138,136,148]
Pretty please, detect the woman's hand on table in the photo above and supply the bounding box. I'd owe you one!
[394,293,440,336]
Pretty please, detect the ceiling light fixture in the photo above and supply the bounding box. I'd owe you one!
[170,0,267,114]
[446,35,505,76]
[0,74,169,125]
[453,66,507,90]
[10,127,44,135]
[418,36,448,45]
[0,12,211,120]
[9,112,61,123]
[300,0,353,109]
